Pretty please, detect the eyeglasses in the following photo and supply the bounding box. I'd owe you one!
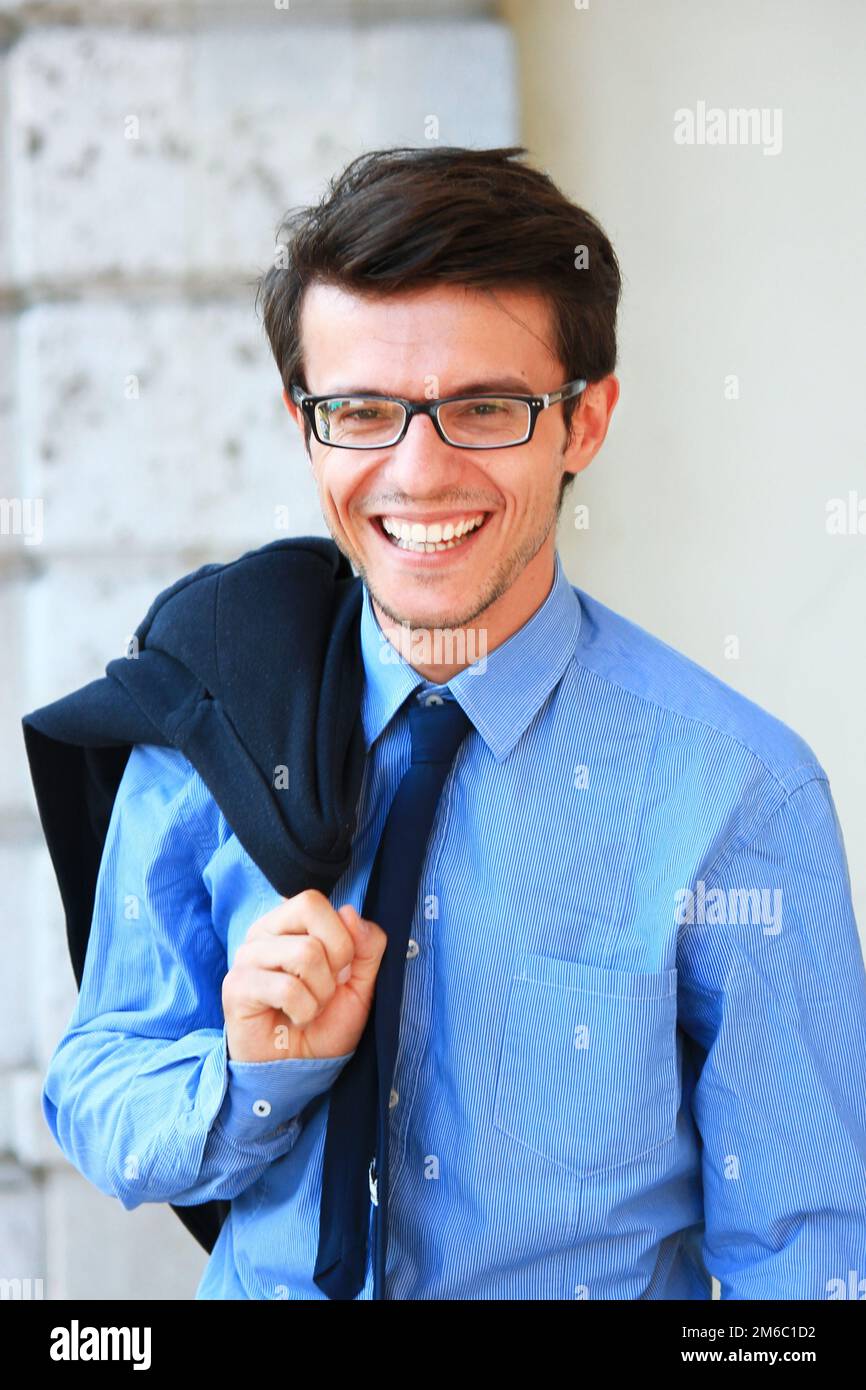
[289,377,588,450]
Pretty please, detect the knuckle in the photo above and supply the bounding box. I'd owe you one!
[298,934,324,968]
[295,887,326,911]
[281,975,318,1024]
[278,975,299,1014]
[337,946,356,975]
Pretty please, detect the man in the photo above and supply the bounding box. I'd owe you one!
[41,146,866,1299]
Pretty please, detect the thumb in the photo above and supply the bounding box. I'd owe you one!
[336,903,387,975]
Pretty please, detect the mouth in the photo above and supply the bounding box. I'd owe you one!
[370,511,493,559]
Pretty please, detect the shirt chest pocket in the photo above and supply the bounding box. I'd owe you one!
[492,951,679,1177]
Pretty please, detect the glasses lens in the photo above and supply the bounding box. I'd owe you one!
[314,397,405,447]
[438,397,531,447]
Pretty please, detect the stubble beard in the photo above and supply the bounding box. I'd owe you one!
[329,486,561,636]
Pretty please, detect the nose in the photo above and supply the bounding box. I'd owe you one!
[386,410,463,480]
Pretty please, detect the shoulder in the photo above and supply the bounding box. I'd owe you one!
[112,744,227,872]
[118,742,209,806]
[570,585,824,793]
[138,536,350,641]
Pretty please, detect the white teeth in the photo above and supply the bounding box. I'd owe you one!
[379,512,488,553]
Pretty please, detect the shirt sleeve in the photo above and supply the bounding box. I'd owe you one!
[677,773,866,1299]
[41,742,354,1210]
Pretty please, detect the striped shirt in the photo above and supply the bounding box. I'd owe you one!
[41,549,866,1299]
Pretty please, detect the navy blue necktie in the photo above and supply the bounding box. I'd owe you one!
[313,691,472,1300]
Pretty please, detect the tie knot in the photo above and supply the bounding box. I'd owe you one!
[407,696,472,766]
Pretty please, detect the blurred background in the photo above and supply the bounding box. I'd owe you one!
[1,0,863,1299]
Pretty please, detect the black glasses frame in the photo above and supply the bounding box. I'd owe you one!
[289,377,588,450]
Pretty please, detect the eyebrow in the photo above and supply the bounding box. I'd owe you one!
[319,377,533,397]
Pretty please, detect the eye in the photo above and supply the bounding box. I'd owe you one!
[342,407,385,421]
[461,401,507,417]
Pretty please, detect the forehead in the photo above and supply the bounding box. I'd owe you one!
[299,281,560,391]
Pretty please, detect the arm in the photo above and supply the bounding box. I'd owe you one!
[41,742,353,1210]
[677,774,866,1299]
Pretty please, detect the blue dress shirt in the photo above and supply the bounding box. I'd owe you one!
[41,550,866,1299]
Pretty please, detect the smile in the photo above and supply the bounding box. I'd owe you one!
[375,512,490,553]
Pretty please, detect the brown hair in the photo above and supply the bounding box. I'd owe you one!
[255,145,621,508]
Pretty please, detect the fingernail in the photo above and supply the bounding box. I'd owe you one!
[336,964,352,984]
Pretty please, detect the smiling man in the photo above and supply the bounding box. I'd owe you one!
[283,277,617,672]
[38,146,866,1301]
[284,272,617,672]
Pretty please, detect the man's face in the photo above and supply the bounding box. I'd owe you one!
[283,281,617,647]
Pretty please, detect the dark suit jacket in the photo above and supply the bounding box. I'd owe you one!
[21,535,367,1254]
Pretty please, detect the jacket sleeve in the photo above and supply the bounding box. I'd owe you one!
[41,742,354,1210]
[677,773,866,1298]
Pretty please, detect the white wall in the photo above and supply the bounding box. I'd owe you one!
[504,0,866,936]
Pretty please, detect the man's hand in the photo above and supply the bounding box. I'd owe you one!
[222,889,388,1062]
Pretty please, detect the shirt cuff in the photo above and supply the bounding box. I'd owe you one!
[211,1024,356,1143]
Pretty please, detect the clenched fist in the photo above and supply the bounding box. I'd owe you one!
[222,888,388,1063]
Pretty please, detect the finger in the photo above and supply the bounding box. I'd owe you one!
[234,934,339,1008]
[247,889,354,974]
[248,889,334,936]
[336,905,389,984]
[231,966,320,1029]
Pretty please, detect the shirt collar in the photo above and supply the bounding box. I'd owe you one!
[359,549,581,763]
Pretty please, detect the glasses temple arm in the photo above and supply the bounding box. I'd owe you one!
[542,378,588,407]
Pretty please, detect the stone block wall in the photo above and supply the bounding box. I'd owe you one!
[0,0,516,1299]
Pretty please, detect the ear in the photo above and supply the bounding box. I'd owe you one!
[282,387,311,459]
[561,374,620,482]
[282,385,298,421]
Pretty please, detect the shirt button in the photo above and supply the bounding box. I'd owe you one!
[389,1088,399,1109]
[406,939,420,959]
[252,1098,272,1118]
